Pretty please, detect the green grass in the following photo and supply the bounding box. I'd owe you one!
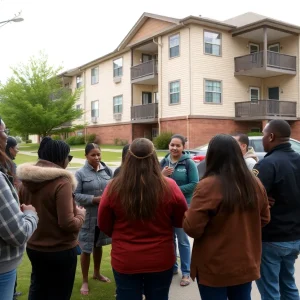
[17,246,116,300]
[15,154,38,165]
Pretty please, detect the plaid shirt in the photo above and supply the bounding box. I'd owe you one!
[0,171,38,273]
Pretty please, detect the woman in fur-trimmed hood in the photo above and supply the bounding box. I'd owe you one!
[17,137,86,300]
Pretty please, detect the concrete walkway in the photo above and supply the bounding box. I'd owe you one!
[169,238,300,299]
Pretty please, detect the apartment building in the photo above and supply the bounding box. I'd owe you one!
[60,12,300,148]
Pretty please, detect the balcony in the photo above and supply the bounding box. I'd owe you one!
[235,51,296,77]
[235,100,297,120]
[131,60,158,84]
[131,103,158,123]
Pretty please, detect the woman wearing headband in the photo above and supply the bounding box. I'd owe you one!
[98,138,188,300]
[75,143,113,296]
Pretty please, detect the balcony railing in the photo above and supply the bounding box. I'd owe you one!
[131,103,158,121]
[131,60,158,81]
[235,100,297,118]
[235,51,296,72]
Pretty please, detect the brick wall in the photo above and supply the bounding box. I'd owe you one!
[160,118,262,148]
[86,123,132,145]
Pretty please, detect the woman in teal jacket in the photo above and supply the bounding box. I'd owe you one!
[160,134,199,286]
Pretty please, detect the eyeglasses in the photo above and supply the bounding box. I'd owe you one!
[68,155,73,162]
[0,129,9,134]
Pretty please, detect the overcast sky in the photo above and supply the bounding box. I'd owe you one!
[1,0,300,83]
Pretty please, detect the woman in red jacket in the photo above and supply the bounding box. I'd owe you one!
[98,138,188,300]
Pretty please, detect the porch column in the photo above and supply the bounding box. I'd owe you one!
[263,27,268,68]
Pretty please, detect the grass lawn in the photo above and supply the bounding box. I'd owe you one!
[17,246,116,300]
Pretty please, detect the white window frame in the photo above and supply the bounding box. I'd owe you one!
[204,80,222,104]
[113,95,123,114]
[91,100,99,118]
[268,43,280,53]
[91,67,99,85]
[169,33,180,58]
[204,30,222,56]
[113,58,123,77]
[76,75,82,89]
[250,87,260,102]
[249,43,260,54]
[169,80,180,105]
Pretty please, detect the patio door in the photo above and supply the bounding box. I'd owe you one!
[142,92,152,104]
[250,87,260,102]
[268,87,280,115]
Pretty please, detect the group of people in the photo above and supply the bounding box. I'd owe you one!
[0,116,300,300]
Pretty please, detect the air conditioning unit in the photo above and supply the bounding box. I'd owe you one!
[114,113,122,121]
[113,77,122,83]
[91,117,98,123]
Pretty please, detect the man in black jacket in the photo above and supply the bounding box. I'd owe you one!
[253,119,300,300]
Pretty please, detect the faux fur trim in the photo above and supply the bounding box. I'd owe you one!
[17,163,77,191]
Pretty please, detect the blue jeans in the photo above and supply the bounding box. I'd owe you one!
[256,240,300,300]
[113,268,173,300]
[173,227,191,277]
[0,269,16,300]
[198,282,252,300]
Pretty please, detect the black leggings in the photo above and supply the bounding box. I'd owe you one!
[27,247,77,300]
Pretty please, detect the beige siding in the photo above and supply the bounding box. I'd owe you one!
[160,27,191,118]
[128,19,174,46]
[132,85,158,105]
[71,73,85,126]
[83,51,131,125]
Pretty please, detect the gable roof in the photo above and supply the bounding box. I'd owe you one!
[224,12,268,27]
[117,12,180,51]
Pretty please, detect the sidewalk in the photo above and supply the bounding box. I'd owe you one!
[169,238,300,299]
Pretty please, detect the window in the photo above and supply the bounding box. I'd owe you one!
[205,80,222,104]
[268,43,280,53]
[142,54,152,62]
[113,58,123,77]
[204,31,221,56]
[169,34,180,58]
[91,67,99,85]
[76,76,82,88]
[249,43,259,54]
[76,104,82,119]
[250,87,260,102]
[91,100,99,117]
[113,95,123,113]
[142,92,152,105]
[169,81,180,104]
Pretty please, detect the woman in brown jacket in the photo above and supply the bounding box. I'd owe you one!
[183,134,270,300]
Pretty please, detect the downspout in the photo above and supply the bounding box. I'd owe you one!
[153,37,163,135]
[180,21,192,147]
[131,48,134,142]
[83,69,87,140]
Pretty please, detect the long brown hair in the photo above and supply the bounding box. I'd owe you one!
[107,138,169,220]
[204,134,259,213]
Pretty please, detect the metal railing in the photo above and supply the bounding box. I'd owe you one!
[235,100,296,118]
[131,60,158,81]
[235,51,296,72]
[131,103,158,120]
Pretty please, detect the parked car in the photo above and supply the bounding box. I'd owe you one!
[190,136,300,163]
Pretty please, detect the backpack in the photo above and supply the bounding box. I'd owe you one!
[160,157,191,181]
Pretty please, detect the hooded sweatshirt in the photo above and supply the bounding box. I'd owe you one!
[17,160,85,252]
[161,151,199,204]
[244,147,259,171]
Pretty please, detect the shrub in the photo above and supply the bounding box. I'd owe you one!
[86,134,96,143]
[153,132,173,150]
[52,135,61,141]
[114,138,120,146]
[247,132,263,136]
[65,136,77,145]
[120,139,128,146]
[74,136,85,145]
[25,139,32,144]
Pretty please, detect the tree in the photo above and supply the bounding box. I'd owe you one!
[0,52,83,137]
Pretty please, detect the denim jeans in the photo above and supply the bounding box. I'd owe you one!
[27,247,77,300]
[113,268,173,300]
[198,282,252,300]
[173,227,191,277]
[0,269,16,300]
[256,240,300,300]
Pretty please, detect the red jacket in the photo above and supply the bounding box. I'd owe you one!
[98,177,188,274]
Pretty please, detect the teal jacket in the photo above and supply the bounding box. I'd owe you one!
[160,152,199,204]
